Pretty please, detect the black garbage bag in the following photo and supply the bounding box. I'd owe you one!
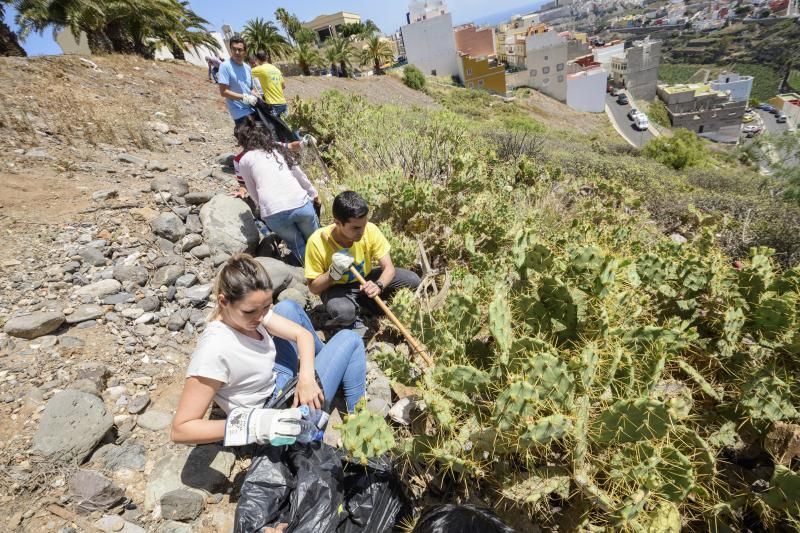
[254,99,298,143]
[233,378,409,533]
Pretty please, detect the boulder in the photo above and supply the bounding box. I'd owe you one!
[69,469,125,513]
[93,442,147,472]
[184,214,203,234]
[65,304,105,325]
[177,234,202,253]
[184,192,214,205]
[200,195,259,257]
[75,279,122,299]
[113,265,149,287]
[151,176,189,197]
[145,445,235,510]
[185,284,212,304]
[152,265,185,288]
[33,390,113,463]
[79,246,107,267]
[4,311,65,339]
[253,257,297,294]
[137,409,173,431]
[136,296,161,312]
[190,245,211,260]
[150,213,186,243]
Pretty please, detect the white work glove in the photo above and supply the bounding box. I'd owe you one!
[224,406,302,446]
[301,134,317,148]
[329,250,354,281]
[241,94,258,106]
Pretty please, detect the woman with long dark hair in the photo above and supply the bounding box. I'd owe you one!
[235,115,321,264]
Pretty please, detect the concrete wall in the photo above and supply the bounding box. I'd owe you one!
[526,31,568,101]
[454,24,495,57]
[55,29,92,55]
[567,39,590,60]
[709,73,753,103]
[566,67,607,112]
[657,85,746,133]
[625,39,662,101]
[401,12,460,78]
[592,42,625,68]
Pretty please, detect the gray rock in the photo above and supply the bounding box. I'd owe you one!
[75,279,122,299]
[71,378,103,397]
[185,214,203,234]
[277,287,308,307]
[218,153,235,166]
[150,213,186,243]
[188,134,206,143]
[253,257,297,294]
[366,372,392,418]
[133,324,154,337]
[200,195,259,256]
[388,397,414,426]
[211,253,229,267]
[177,234,202,253]
[184,192,214,205]
[137,409,172,431]
[4,311,65,339]
[94,515,125,532]
[160,489,204,522]
[33,390,113,463]
[69,469,125,512]
[133,312,154,324]
[144,445,235,510]
[65,304,105,325]
[190,245,211,259]
[175,273,197,288]
[136,296,161,312]
[156,521,193,533]
[91,190,118,202]
[670,233,688,244]
[128,394,150,414]
[153,255,184,269]
[79,247,107,267]
[60,335,85,349]
[93,442,147,472]
[185,284,212,304]
[151,121,171,134]
[151,176,189,197]
[62,261,81,274]
[152,265,185,288]
[113,265,149,286]
[118,153,147,165]
[167,310,190,331]
[103,292,135,305]
[173,206,191,220]
[146,160,169,172]
[26,147,49,158]
[156,237,176,254]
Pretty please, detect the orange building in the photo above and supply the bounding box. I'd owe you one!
[459,54,506,94]
[454,23,496,57]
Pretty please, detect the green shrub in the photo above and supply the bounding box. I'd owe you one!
[647,99,670,128]
[403,65,426,90]
[643,129,708,170]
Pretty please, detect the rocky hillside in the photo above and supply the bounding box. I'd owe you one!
[0,55,429,532]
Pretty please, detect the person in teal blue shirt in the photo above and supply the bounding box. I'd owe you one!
[217,36,259,126]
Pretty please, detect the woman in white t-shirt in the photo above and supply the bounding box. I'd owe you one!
[171,254,366,447]
[237,115,320,265]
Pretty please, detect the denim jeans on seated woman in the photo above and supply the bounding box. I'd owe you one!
[263,200,319,266]
[270,300,366,412]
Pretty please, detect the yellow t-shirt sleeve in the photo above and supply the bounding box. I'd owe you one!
[304,230,329,281]
[368,223,391,261]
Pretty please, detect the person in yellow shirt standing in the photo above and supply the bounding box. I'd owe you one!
[252,50,288,118]
[305,191,421,333]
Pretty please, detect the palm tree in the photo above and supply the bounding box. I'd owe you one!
[294,40,320,76]
[241,17,290,62]
[0,2,26,55]
[327,36,354,77]
[359,35,393,75]
[323,44,339,76]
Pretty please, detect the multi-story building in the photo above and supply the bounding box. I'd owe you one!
[454,23,496,57]
[592,40,625,70]
[657,83,747,136]
[526,30,568,101]
[401,1,460,78]
[459,55,507,94]
[566,56,608,112]
[390,30,407,60]
[303,12,361,42]
[709,72,753,103]
[612,37,662,101]
[408,0,448,23]
[769,93,800,125]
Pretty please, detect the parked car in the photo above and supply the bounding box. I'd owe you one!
[776,113,787,123]
[742,113,755,123]
[634,113,649,130]
[627,108,640,120]
[758,103,776,113]
[610,87,620,96]
[617,94,629,105]
[743,125,762,137]
[769,107,779,115]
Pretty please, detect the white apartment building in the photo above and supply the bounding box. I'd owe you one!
[709,72,753,103]
[409,0,448,23]
[526,30,568,101]
[401,2,460,78]
[566,64,608,112]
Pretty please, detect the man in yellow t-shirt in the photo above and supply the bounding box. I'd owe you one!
[305,191,421,332]
[252,51,288,118]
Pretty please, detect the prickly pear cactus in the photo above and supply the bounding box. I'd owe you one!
[339,400,396,465]
[501,468,570,507]
[389,288,417,329]
[489,287,514,354]
[422,390,457,431]
[520,414,572,445]
[592,398,672,444]
[522,352,574,409]
[493,380,541,433]
[529,277,587,343]
[372,345,417,385]
[513,230,554,278]
[433,364,490,404]
[737,371,798,423]
[758,465,800,512]
[636,253,673,288]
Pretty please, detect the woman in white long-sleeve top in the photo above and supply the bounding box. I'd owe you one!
[235,115,321,265]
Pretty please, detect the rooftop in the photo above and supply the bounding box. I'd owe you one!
[659,83,726,97]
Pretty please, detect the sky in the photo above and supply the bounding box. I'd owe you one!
[7,0,546,56]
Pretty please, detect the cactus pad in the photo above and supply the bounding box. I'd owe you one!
[340,400,396,465]
[592,398,672,444]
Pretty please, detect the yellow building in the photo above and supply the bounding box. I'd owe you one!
[460,55,506,94]
[303,12,361,42]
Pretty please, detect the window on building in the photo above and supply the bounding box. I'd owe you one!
[558,74,564,82]
[467,68,473,76]
[467,82,473,88]
[478,79,484,86]
[557,63,564,71]
[544,55,548,60]
[530,69,537,77]
[542,66,550,74]
[698,125,704,133]
[542,78,550,85]
[431,69,437,76]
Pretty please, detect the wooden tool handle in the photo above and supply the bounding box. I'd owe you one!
[348,266,433,367]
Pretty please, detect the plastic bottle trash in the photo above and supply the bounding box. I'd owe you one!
[300,405,331,430]
[293,405,326,444]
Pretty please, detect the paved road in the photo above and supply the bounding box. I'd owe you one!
[605,93,656,148]
[755,108,790,135]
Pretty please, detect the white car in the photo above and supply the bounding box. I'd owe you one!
[634,113,649,131]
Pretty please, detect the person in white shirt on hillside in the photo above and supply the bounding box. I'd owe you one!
[170,254,366,447]
[236,115,321,265]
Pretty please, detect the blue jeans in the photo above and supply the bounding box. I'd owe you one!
[271,300,366,412]
[270,103,288,118]
[263,200,319,265]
